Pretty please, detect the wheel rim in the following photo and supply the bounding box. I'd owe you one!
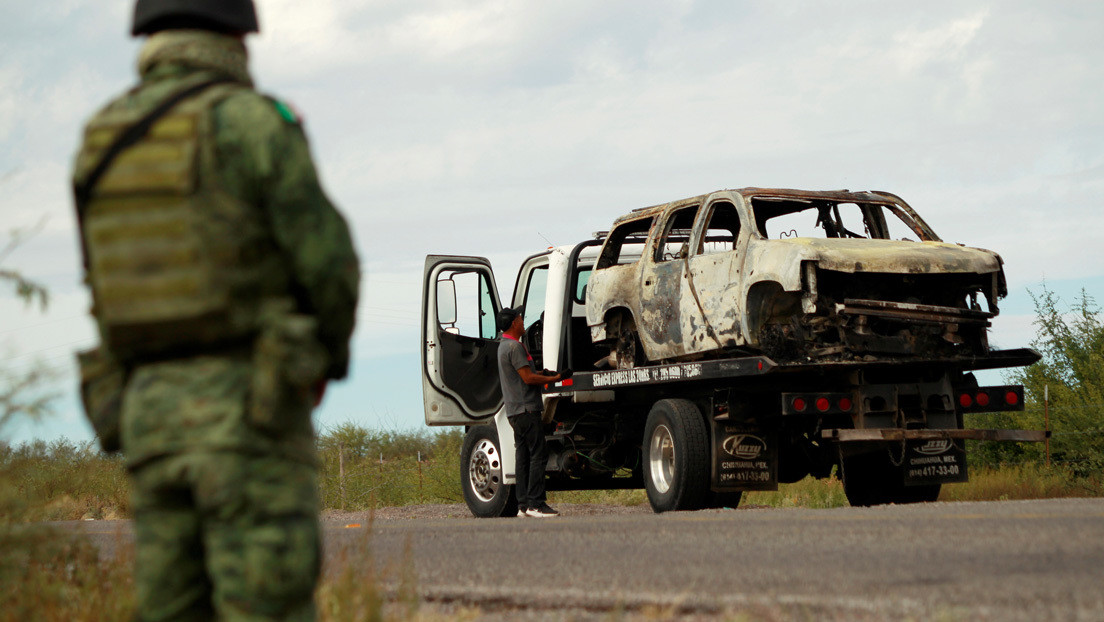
[648,424,675,494]
[468,439,503,502]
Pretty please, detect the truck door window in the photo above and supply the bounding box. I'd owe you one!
[595,217,654,269]
[522,266,548,328]
[478,274,497,337]
[655,206,699,262]
[437,269,497,339]
[697,201,742,255]
[574,268,592,304]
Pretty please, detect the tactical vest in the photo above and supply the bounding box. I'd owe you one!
[74,82,290,361]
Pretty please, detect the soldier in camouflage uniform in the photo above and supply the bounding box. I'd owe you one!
[71,1,359,620]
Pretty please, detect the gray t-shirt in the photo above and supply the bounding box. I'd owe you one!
[497,337,544,416]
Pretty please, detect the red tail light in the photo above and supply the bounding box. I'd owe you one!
[1005,391,1019,406]
[816,397,831,412]
[792,397,807,412]
[838,397,853,412]
[975,392,990,407]
[959,393,973,408]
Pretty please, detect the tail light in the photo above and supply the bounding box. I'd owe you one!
[782,392,854,416]
[956,385,1025,412]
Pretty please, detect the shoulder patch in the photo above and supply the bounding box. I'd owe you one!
[269,97,303,125]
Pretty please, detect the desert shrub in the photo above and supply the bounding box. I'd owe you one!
[317,425,464,510]
[0,440,129,521]
[971,286,1104,477]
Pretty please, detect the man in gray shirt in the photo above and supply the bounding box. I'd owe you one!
[497,307,571,517]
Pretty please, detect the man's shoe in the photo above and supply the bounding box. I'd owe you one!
[516,508,528,517]
[525,504,560,518]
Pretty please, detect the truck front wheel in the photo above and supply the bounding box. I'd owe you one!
[461,425,519,518]
[643,399,710,512]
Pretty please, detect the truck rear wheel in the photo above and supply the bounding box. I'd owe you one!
[461,425,519,518]
[841,452,941,507]
[643,399,710,512]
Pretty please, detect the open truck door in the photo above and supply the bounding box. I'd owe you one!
[422,255,504,424]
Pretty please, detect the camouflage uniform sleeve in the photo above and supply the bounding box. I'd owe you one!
[213,90,360,379]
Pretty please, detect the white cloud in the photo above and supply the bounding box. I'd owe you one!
[2,0,1104,437]
[891,10,988,73]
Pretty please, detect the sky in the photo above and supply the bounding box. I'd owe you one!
[2,0,1102,444]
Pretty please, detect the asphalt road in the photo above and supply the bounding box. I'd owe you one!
[69,498,1104,621]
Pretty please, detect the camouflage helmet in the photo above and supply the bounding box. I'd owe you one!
[132,0,259,36]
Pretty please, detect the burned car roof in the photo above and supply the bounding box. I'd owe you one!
[617,187,932,230]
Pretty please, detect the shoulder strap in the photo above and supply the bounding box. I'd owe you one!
[74,78,232,212]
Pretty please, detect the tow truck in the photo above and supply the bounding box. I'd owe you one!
[422,236,1046,516]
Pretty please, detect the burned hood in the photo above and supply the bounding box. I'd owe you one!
[766,238,1002,275]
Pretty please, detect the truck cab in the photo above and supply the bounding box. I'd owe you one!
[423,243,638,516]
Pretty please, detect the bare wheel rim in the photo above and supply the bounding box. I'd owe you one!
[648,424,675,494]
[468,439,503,502]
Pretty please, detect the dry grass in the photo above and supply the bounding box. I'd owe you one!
[743,475,849,509]
[0,524,135,622]
[941,463,1102,502]
[1,440,129,521]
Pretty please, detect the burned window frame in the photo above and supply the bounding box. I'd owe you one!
[595,216,656,270]
[692,200,743,256]
[653,205,701,263]
[750,197,938,242]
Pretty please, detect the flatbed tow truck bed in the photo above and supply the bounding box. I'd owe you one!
[557,348,1042,392]
[548,347,1048,448]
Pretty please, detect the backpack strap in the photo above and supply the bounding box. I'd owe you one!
[74,78,232,213]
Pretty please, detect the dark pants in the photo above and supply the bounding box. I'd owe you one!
[509,411,548,509]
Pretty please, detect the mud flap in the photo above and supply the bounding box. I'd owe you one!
[712,420,778,491]
[902,439,968,486]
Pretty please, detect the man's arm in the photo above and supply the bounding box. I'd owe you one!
[516,366,562,386]
[215,92,361,379]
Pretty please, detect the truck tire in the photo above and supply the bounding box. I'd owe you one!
[461,425,518,518]
[841,452,941,507]
[643,399,710,512]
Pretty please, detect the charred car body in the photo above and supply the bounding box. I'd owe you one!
[586,188,1005,368]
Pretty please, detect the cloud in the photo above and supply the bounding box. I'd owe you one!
[2,0,1104,436]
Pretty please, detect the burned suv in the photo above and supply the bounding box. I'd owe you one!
[585,188,1006,368]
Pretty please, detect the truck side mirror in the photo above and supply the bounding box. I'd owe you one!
[437,278,457,326]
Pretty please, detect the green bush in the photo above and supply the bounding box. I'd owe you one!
[971,286,1104,476]
[0,439,129,521]
[316,425,464,510]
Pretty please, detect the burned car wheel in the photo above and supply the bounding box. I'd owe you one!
[613,320,646,369]
[643,399,710,512]
[461,425,518,518]
[841,452,941,507]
